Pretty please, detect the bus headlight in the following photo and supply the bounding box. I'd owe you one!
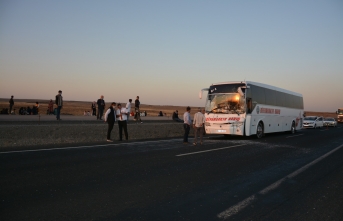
[232,122,243,127]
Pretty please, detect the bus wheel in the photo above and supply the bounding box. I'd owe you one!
[256,122,264,139]
[291,121,296,134]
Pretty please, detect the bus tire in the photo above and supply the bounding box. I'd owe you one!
[256,122,264,139]
[290,121,296,134]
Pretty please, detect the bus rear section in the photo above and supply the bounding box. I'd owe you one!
[337,108,343,123]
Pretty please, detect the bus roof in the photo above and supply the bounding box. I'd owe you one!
[211,81,302,97]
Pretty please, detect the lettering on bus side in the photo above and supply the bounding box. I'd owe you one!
[258,107,281,114]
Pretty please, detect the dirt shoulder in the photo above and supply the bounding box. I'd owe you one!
[0,120,189,148]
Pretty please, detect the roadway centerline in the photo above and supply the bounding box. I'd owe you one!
[286,134,304,138]
[217,143,343,219]
[176,144,246,157]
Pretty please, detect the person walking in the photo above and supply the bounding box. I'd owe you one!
[104,102,117,142]
[116,103,129,141]
[134,96,142,123]
[193,108,205,145]
[183,106,192,144]
[91,101,96,116]
[97,95,105,120]
[9,96,14,114]
[55,90,63,120]
[126,99,132,123]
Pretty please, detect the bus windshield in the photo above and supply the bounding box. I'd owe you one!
[338,109,343,115]
[205,93,245,114]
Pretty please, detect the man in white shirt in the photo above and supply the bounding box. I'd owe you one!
[116,103,128,141]
[183,106,192,144]
[126,99,132,123]
[193,108,205,145]
[104,102,116,142]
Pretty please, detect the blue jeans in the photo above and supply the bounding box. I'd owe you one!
[56,106,62,120]
[183,124,190,142]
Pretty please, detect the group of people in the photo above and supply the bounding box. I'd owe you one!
[94,96,143,123]
[18,103,40,115]
[104,96,143,142]
[7,92,206,144]
[6,95,55,115]
[183,107,206,145]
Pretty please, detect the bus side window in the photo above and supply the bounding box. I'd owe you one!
[246,98,252,114]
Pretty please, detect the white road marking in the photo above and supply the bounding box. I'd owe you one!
[176,144,246,157]
[286,134,304,138]
[0,138,182,154]
[217,143,343,219]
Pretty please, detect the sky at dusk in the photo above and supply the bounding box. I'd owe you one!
[0,0,342,112]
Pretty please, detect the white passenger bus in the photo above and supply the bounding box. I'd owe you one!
[199,81,304,138]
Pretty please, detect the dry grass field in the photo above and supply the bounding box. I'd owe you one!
[0,98,200,117]
[0,98,338,118]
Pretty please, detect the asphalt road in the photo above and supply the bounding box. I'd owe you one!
[1,125,343,221]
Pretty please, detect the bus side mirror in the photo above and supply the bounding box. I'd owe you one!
[237,87,244,97]
[199,88,209,99]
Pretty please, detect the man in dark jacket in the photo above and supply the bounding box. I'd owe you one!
[134,96,142,123]
[55,90,63,120]
[104,102,116,142]
[97,95,105,120]
[9,96,14,114]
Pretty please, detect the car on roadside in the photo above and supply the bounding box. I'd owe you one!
[303,116,324,129]
[323,117,337,127]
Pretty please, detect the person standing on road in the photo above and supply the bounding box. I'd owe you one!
[97,95,105,120]
[9,96,14,114]
[193,108,205,145]
[116,103,129,141]
[134,96,142,124]
[126,99,132,123]
[183,106,192,144]
[104,102,117,142]
[55,90,63,120]
[91,101,96,116]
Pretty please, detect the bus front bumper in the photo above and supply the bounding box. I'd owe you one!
[205,123,244,135]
